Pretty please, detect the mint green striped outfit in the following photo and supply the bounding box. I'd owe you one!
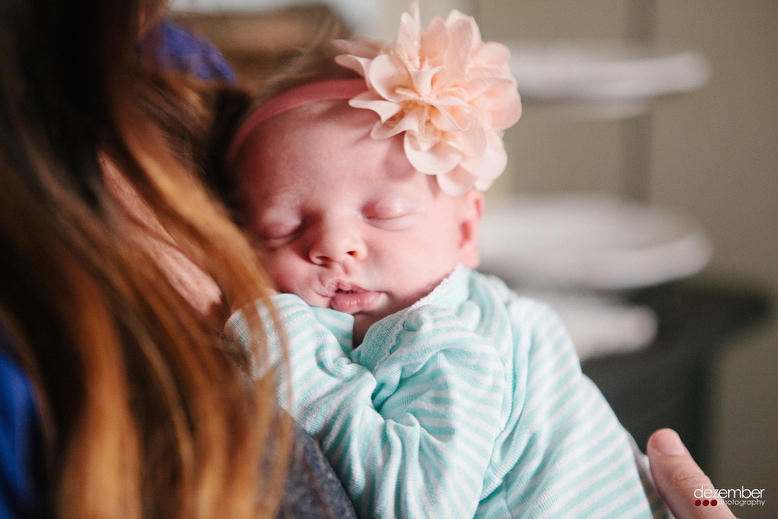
[226,266,669,518]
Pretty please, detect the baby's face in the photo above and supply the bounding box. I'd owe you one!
[233,101,482,344]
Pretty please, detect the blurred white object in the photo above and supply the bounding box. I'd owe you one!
[520,289,658,361]
[480,193,713,291]
[507,40,710,118]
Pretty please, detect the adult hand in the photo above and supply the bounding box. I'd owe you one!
[647,429,737,519]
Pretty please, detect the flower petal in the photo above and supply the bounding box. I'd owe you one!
[334,54,372,78]
[367,54,412,101]
[437,166,478,196]
[349,94,402,123]
[409,66,444,97]
[459,130,508,180]
[487,87,522,129]
[475,41,512,66]
[429,104,470,132]
[404,133,461,175]
[371,109,422,140]
[447,9,482,51]
[421,17,448,66]
[460,75,511,99]
[442,17,475,81]
[396,2,421,57]
[334,37,384,59]
[453,117,487,156]
[473,176,495,192]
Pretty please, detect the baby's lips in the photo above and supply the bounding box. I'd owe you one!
[323,278,367,296]
[330,289,381,314]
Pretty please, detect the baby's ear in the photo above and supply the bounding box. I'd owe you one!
[458,190,484,268]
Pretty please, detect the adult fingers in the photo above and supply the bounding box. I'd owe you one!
[647,429,736,519]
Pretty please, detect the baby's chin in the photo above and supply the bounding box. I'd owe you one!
[284,292,380,339]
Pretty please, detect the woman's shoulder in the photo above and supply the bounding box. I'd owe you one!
[278,421,357,519]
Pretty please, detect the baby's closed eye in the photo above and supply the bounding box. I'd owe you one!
[255,218,302,249]
[362,197,422,230]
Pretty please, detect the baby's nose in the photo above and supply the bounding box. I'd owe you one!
[309,224,366,266]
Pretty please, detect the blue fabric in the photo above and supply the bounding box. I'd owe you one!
[139,19,238,83]
[0,334,355,519]
[0,328,41,519]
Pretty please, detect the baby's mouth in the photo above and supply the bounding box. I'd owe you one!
[327,282,381,314]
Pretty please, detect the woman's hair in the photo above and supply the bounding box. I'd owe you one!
[0,0,290,517]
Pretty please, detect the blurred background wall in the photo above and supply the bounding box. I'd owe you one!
[476,2,778,517]
[173,0,777,516]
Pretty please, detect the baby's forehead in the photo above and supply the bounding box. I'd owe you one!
[252,104,419,184]
[270,101,380,144]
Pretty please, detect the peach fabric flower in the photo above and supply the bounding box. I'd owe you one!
[335,2,521,195]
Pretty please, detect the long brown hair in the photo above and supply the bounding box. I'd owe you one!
[0,0,290,517]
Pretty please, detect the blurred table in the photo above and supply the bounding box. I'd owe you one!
[581,279,772,472]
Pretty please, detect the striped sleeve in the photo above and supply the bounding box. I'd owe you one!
[226,294,507,518]
[476,282,670,519]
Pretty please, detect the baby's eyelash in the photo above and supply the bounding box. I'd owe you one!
[363,199,416,220]
[259,234,295,251]
[365,212,418,232]
[255,222,302,248]
[263,231,294,242]
[367,211,408,221]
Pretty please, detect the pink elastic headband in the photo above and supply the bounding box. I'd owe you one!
[225,78,368,168]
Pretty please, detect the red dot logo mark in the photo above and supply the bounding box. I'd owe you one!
[711,499,718,506]
[695,499,701,506]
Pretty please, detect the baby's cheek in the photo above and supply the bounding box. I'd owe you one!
[264,252,298,292]
[265,253,323,307]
